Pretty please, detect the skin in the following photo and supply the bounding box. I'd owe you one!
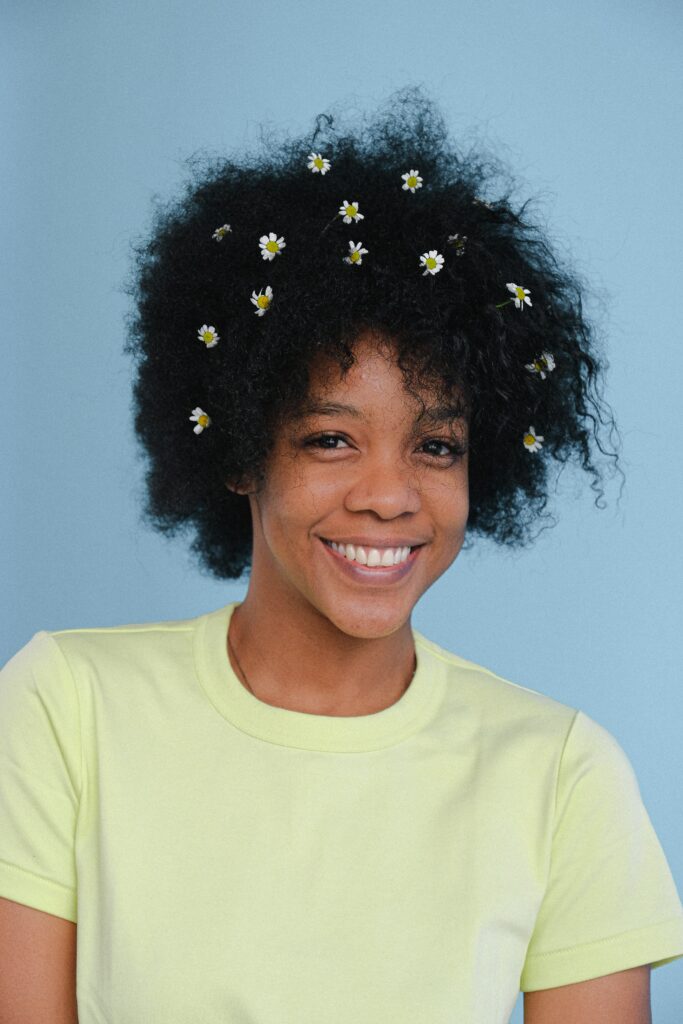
[226,329,469,716]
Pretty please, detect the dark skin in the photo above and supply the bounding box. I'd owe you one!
[226,329,469,716]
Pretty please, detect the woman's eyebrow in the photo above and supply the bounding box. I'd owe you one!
[415,403,467,426]
[294,401,466,424]
[296,401,363,420]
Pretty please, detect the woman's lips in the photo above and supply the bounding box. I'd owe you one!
[319,536,422,583]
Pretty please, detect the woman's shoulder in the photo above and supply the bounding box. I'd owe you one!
[3,605,221,685]
[413,626,578,730]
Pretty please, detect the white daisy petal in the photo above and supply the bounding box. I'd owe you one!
[259,232,286,261]
[338,200,364,223]
[344,240,369,265]
[525,352,556,379]
[212,224,232,241]
[401,169,423,192]
[506,282,532,310]
[250,286,273,315]
[522,426,544,452]
[197,325,219,348]
[189,407,211,434]
[307,152,331,174]
[419,250,444,275]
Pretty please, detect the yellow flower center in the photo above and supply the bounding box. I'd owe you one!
[265,239,279,253]
[314,157,323,169]
[534,360,543,372]
[202,331,214,343]
[524,433,535,446]
[257,294,270,309]
[345,205,356,217]
[425,257,437,269]
[408,175,418,188]
[198,415,209,428]
[350,250,361,262]
[515,287,526,300]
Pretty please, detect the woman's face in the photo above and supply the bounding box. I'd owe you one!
[243,331,470,639]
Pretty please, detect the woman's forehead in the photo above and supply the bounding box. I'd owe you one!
[300,332,468,418]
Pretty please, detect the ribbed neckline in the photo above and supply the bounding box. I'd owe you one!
[193,601,447,752]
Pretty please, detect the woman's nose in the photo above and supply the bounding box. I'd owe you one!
[343,455,422,517]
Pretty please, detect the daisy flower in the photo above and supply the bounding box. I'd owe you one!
[250,285,273,316]
[522,426,544,453]
[473,197,493,209]
[344,240,368,266]
[212,224,232,241]
[307,152,331,174]
[420,250,444,276]
[447,233,467,255]
[259,232,286,261]
[506,282,532,310]
[339,200,364,223]
[525,352,556,379]
[401,169,423,192]
[197,324,219,348]
[189,407,211,434]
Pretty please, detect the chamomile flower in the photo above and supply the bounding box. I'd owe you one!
[212,224,232,241]
[420,250,444,276]
[250,285,273,316]
[506,282,532,310]
[339,200,364,223]
[525,352,556,379]
[307,152,331,174]
[197,324,219,348]
[344,241,368,266]
[401,169,423,192]
[259,232,286,261]
[473,197,493,209]
[447,233,467,255]
[189,407,211,434]
[522,427,544,452]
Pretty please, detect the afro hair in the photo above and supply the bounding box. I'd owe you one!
[123,84,621,580]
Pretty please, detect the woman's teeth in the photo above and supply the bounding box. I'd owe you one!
[324,540,412,567]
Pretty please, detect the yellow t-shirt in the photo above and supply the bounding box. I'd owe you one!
[1,600,682,1023]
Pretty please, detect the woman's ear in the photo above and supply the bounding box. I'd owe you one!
[225,477,255,497]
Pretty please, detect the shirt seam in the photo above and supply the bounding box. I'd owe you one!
[414,633,548,695]
[551,709,581,842]
[524,914,683,959]
[0,855,77,896]
[42,633,85,814]
[46,624,195,637]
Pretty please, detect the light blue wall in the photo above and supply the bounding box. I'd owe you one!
[3,1,682,1017]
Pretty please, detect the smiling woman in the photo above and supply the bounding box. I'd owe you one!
[1,85,682,1024]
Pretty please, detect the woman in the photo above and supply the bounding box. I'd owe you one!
[1,86,682,1023]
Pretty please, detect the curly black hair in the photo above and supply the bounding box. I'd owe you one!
[123,84,621,580]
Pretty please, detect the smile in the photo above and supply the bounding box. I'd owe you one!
[319,537,423,583]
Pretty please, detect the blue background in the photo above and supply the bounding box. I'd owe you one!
[2,1,682,1017]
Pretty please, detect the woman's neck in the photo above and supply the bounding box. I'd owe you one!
[226,590,417,717]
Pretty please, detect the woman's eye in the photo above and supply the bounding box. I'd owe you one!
[421,439,465,459]
[304,434,465,459]
[305,434,350,450]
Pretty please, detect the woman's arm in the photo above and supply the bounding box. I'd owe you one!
[524,964,651,1023]
[0,897,78,1024]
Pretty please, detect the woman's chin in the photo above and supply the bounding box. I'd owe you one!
[313,590,416,640]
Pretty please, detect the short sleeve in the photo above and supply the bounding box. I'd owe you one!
[520,709,683,991]
[0,632,81,922]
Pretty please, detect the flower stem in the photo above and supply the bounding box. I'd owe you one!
[319,213,339,237]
